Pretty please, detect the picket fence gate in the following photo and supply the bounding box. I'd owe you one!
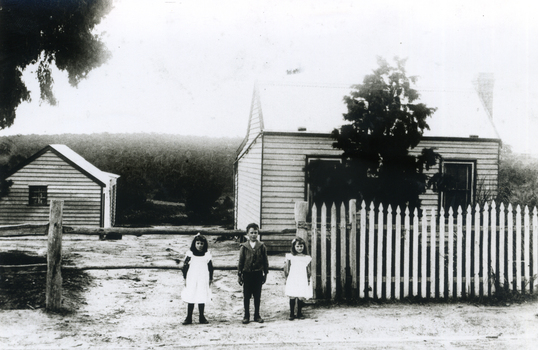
[306,199,538,301]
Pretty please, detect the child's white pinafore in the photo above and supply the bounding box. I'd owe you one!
[285,253,313,299]
[181,250,212,304]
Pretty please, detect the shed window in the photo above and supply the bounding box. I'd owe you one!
[29,186,48,206]
[441,162,474,211]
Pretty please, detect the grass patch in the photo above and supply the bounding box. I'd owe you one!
[0,251,93,311]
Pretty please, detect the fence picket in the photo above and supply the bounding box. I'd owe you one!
[465,205,472,296]
[533,207,538,294]
[474,204,480,296]
[421,211,427,298]
[516,205,522,292]
[448,207,454,299]
[507,204,514,291]
[321,203,328,298]
[482,202,489,296]
[403,207,410,298]
[524,206,530,293]
[311,204,318,298]
[368,202,375,298]
[412,208,419,296]
[439,207,445,298]
[359,201,366,298]
[490,201,497,295]
[386,205,393,299]
[377,203,384,299]
[457,206,463,298]
[349,200,357,299]
[395,206,402,299]
[331,204,337,300]
[430,208,437,298]
[499,203,505,290]
[339,203,347,298]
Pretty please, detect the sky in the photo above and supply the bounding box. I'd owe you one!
[2,0,538,154]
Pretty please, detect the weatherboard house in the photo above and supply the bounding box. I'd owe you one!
[234,76,502,232]
[0,144,119,228]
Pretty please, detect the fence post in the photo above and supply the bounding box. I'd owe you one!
[295,201,309,246]
[46,200,64,311]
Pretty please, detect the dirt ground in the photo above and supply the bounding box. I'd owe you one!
[1,231,538,349]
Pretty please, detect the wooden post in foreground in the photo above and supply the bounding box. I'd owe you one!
[295,201,309,246]
[46,200,64,311]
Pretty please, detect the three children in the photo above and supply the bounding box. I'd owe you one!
[181,225,312,324]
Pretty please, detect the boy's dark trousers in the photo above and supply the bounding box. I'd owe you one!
[242,271,264,319]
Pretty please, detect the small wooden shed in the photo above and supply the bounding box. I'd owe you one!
[0,144,119,228]
[234,81,502,235]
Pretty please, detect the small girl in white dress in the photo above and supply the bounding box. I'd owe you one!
[181,233,213,325]
[284,237,312,320]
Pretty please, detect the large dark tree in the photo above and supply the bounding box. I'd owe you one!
[330,57,440,210]
[0,0,113,128]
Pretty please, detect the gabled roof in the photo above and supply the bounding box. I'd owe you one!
[5,144,119,187]
[247,81,501,140]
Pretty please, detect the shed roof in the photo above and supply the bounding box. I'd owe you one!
[6,144,119,187]
[254,81,500,139]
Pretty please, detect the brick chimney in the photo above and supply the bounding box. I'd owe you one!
[473,73,495,120]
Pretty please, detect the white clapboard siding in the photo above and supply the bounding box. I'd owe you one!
[309,200,538,301]
[0,151,104,227]
[236,131,500,234]
[236,137,263,230]
[260,133,341,231]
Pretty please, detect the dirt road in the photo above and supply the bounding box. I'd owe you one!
[1,233,538,349]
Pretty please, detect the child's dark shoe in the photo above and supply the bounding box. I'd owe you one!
[242,317,250,324]
[199,316,209,324]
[288,314,295,321]
[254,315,264,323]
[182,317,192,325]
[296,313,305,320]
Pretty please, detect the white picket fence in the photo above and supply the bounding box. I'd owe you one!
[309,199,538,300]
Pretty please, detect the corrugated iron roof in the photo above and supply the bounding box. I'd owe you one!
[49,144,119,186]
[255,81,500,139]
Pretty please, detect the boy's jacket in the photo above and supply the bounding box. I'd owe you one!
[237,241,269,275]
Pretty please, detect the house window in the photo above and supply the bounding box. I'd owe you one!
[305,157,345,209]
[29,186,48,206]
[441,161,474,211]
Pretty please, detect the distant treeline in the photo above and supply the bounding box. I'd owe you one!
[0,133,243,226]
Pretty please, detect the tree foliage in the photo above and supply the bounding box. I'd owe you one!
[329,57,440,210]
[496,146,538,208]
[0,0,113,128]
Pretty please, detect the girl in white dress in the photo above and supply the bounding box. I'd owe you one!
[181,233,213,325]
[284,237,312,320]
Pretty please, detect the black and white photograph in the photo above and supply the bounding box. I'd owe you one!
[1,0,538,348]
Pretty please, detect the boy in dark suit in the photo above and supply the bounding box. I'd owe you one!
[237,223,269,324]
